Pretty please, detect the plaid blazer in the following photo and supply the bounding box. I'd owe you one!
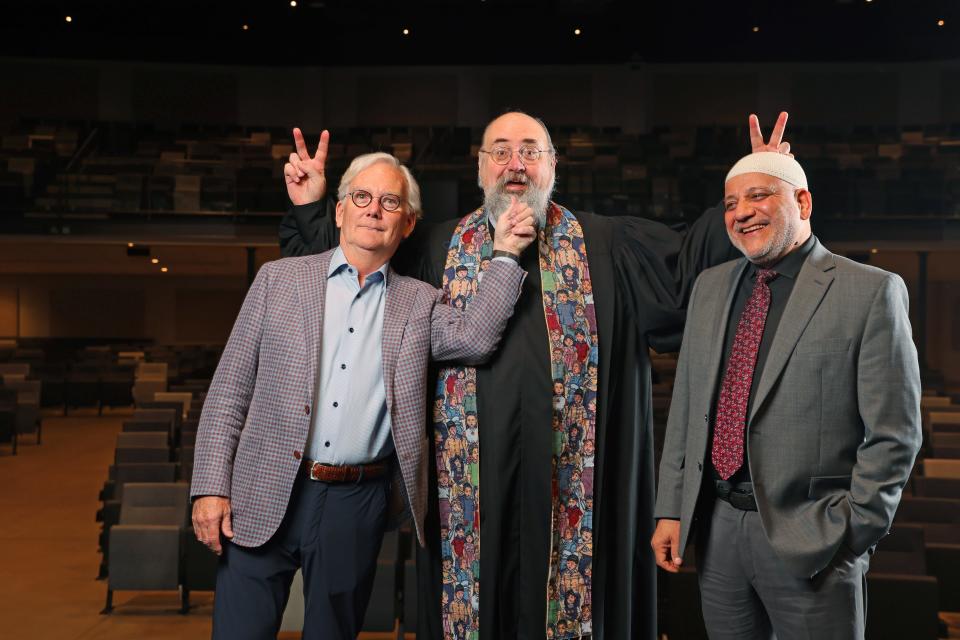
[191,249,524,547]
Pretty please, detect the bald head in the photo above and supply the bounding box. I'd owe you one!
[481,111,555,153]
[478,111,557,228]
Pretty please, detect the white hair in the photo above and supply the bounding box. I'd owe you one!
[336,152,422,219]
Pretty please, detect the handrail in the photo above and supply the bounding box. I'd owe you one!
[64,126,100,174]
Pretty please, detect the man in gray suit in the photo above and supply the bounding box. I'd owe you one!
[651,137,922,639]
[191,151,535,639]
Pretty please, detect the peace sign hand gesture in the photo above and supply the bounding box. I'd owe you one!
[284,127,330,205]
[749,111,793,157]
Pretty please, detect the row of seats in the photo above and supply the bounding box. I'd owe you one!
[0,342,221,416]
[4,118,960,221]
[98,385,216,614]
[0,362,43,454]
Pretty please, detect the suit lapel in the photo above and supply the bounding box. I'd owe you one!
[382,268,416,415]
[296,251,333,397]
[749,240,835,421]
[704,260,749,408]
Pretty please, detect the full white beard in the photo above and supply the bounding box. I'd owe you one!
[482,171,554,229]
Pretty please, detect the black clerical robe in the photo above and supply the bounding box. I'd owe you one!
[279,199,734,639]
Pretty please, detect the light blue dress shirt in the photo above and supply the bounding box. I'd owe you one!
[306,247,393,464]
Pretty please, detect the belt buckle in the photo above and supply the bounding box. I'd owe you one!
[309,462,322,481]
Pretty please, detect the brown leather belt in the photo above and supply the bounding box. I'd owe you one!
[301,459,389,483]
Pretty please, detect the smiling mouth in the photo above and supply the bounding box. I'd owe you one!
[739,223,767,235]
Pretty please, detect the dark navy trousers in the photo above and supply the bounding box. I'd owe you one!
[212,474,389,640]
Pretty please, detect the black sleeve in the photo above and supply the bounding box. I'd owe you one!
[613,202,737,353]
[278,198,339,257]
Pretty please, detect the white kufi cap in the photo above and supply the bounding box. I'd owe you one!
[725,151,808,189]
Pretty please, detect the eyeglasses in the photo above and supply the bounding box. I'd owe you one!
[478,145,552,165]
[346,190,403,212]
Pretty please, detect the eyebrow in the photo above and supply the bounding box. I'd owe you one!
[724,186,776,201]
[491,137,541,145]
[351,187,402,197]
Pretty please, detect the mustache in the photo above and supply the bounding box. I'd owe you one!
[499,171,528,186]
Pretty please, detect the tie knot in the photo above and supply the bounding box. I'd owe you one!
[756,268,777,285]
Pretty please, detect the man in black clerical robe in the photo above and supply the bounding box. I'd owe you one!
[278,111,790,639]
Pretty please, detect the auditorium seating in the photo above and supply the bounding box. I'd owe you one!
[5,118,960,226]
[6,378,41,443]
[912,477,960,499]
[923,459,960,479]
[133,362,167,406]
[153,391,192,419]
[89,357,215,602]
[103,482,191,614]
[0,404,16,454]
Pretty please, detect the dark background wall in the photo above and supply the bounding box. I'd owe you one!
[2,57,959,130]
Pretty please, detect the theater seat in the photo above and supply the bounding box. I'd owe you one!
[912,476,960,499]
[866,573,939,640]
[104,482,190,614]
[921,459,960,479]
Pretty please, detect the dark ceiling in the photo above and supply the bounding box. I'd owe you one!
[1,0,958,66]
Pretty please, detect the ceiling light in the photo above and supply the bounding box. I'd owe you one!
[161,267,169,273]
[242,24,249,31]
[151,258,159,264]
[752,26,760,33]
[65,16,72,23]
[574,28,582,36]
[402,28,410,35]
[290,0,297,6]
[127,242,134,248]
[937,19,945,27]
[870,248,878,254]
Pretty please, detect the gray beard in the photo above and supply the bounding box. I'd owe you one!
[482,172,553,229]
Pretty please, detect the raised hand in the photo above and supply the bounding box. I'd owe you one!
[284,127,330,205]
[493,196,538,256]
[749,111,793,157]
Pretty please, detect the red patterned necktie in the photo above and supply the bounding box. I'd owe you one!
[712,268,777,480]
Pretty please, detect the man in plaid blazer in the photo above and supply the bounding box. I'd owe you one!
[191,151,534,640]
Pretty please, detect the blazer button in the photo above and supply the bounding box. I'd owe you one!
[293,450,302,460]
[304,405,310,415]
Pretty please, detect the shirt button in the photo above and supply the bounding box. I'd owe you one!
[341,364,346,370]
[333,402,339,408]
[348,327,354,333]
[348,268,354,274]
[304,405,310,415]
[293,450,302,460]
[324,441,331,448]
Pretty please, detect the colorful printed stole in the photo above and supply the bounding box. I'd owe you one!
[434,203,598,639]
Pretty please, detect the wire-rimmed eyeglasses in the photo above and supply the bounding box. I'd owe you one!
[478,145,552,165]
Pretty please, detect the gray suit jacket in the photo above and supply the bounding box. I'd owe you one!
[654,238,922,578]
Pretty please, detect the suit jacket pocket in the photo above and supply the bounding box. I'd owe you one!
[808,474,852,500]
[796,338,851,355]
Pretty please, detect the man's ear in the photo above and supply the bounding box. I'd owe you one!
[402,212,417,239]
[335,199,344,229]
[796,189,813,221]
